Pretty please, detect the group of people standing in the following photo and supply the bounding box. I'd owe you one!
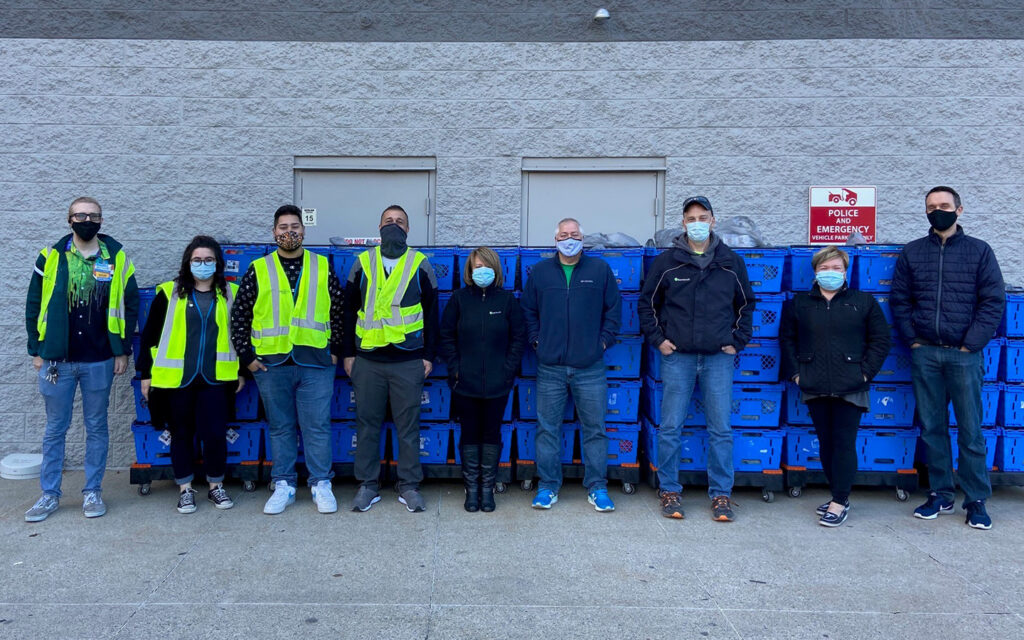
[24,186,1005,531]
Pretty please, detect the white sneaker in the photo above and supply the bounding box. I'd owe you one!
[311,480,338,514]
[263,480,296,515]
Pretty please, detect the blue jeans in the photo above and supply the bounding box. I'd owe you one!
[536,359,608,492]
[255,364,334,487]
[657,351,734,498]
[38,359,114,498]
[912,345,990,504]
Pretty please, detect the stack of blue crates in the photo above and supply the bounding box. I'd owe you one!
[996,292,1024,473]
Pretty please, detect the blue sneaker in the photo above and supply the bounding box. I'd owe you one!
[588,488,615,512]
[965,500,992,530]
[532,489,558,509]
[913,492,954,520]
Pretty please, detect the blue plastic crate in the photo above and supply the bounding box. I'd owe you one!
[131,421,172,465]
[520,348,538,377]
[643,246,662,277]
[875,342,912,383]
[519,248,558,286]
[391,422,452,464]
[642,417,709,471]
[643,343,662,381]
[517,378,574,421]
[456,247,518,291]
[605,380,641,423]
[983,338,1004,382]
[752,294,784,338]
[1001,339,1024,383]
[329,422,387,464]
[857,428,919,471]
[732,429,784,471]
[1004,384,1024,426]
[783,426,822,470]
[1001,293,1024,337]
[604,335,643,378]
[853,244,903,292]
[416,247,457,291]
[586,248,643,291]
[861,384,916,427]
[784,246,855,292]
[330,246,363,283]
[873,293,894,329]
[784,382,812,425]
[221,422,264,464]
[579,423,641,466]
[222,244,270,282]
[420,381,452,420]
[949,383,1002,427]
[733,339,781,382]
[620,292,640,334]
[331,378,357,420]
[137,287,157,333]
[453,423,514,465]
[641,376,703,426]
[729,384,783,428]
[514,421,577,464]
[734,248,786,293]
[234,381,260,420]
[996,428,1024,471]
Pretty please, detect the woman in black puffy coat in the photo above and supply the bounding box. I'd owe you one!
[780,246,891,527]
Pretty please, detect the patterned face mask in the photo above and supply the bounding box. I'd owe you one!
[275,230,303,251]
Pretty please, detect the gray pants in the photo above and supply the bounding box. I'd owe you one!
[351,356,425,491]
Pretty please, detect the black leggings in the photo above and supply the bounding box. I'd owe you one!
[806,397,863,504]
[168,379,232,485]
[453,392,506,446]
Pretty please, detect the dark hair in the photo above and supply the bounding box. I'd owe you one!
[274,204,303,225]
[926,186,961,209]
[380,204,408,225]
[175,235,228,298]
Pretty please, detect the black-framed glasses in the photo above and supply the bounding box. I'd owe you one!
[70,212,102,222]
[190,257,217,266]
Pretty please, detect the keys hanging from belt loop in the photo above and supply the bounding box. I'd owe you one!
[45,361,59,385]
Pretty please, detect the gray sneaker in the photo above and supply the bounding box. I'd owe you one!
[398,488,426,513]
[25,494,59,522]
[82,491,106,518]
[352,485,381,512]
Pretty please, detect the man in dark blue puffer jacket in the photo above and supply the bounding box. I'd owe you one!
[891,186,1004,530]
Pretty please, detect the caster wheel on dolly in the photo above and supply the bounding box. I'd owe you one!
[762,489,775,503]
[896,489,909,502]
[622,482,636,495]
[520,479,533,491]
[495,482,507,494]
[243,481,256,492]
[788,487,802,498]
[138,483,151,496]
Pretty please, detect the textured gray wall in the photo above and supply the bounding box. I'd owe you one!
[1,37,1021,466]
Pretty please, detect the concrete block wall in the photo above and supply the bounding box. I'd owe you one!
[0,37,1021,467]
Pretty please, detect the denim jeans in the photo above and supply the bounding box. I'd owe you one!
[38,359,114,498]
[657,351,734,498]
[536,359,608,492]
[255,363,335,487]
[911,345,990,504]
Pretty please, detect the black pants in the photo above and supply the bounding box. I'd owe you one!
[453,392,506,446]
[168,379,231,485]
[806,397,863,504]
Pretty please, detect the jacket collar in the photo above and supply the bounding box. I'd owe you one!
[808,283,849,300]
[52,232,124,254]
[927,225,965,245]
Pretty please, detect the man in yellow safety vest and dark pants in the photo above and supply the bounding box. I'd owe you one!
[343,205,440,513]
[230,205,345,515]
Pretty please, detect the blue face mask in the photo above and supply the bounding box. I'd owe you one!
[556,238,583,257]
[686,221,711,243]
[191,263,217,281]
[472,267,495,288]
[815,270,845,291]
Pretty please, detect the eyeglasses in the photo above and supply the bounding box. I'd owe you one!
[70,212,102,222]
[190,257,217,266]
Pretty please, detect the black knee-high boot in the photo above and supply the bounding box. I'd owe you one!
[480,444,501,513]
[461,445,481,512]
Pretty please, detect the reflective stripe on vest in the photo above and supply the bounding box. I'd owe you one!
[355,247,425,349]
[36,245,133,342]
[250,251,331,356]
[150,281,239,388]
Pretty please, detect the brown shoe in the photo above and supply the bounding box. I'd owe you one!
[659,491,685,519]
[711,495,736,522]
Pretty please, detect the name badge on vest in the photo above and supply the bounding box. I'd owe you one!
[92,259,113,282]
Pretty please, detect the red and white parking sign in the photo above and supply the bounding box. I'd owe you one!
[808,186,876,244]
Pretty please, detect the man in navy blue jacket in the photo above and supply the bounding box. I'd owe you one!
[891,186,1004,530]
[521,218,621,512]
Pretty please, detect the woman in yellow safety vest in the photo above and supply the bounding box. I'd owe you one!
[136,236,244,514]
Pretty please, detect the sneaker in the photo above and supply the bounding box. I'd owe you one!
[531,489,558,509]
[82,491,106,518]
[25,494,59,522]
[588,488,615,512]
[913,492,954,520]
[819,504,849,528]
[352,485,381,512]
[311,480,338,514]
[965,500,992,530]
[263,480,296,515]
[207,486,234,510]
[177,488,197,514]
[816,499,850,517]
[660,491,685,519]
[711,495,735,522]
[398,489,426,513]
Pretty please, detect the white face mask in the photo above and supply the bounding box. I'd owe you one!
[556,238,583,257]
[685,221,711,243]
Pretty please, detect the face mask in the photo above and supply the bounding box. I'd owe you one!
[472,267,495,288]
[379,223,408,259]
[815,270,845,291]
[190,263,217,281]
[685,221,711,243]
[927,209,958,232]
[556,238,583,257]
[71,221,101,242]
[275,230,303,252]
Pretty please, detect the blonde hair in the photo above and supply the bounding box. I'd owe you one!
[67,196,101,218]
[811,245,850,271]
[462,247,503,287]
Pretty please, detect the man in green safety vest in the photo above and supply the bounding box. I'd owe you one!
[343,205,440,513]
[230,205,346,515]
[24,197,139,522]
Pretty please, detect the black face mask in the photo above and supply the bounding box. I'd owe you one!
[927,209,958,232]
[379,223,408,258]
[71,221,101,242]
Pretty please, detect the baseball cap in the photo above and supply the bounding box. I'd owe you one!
[682,196,713,215]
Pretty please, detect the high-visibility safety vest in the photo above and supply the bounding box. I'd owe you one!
[36,245,134,343]
[150,281,239,389]
[250,251,331,356]
[355,247,425,350]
